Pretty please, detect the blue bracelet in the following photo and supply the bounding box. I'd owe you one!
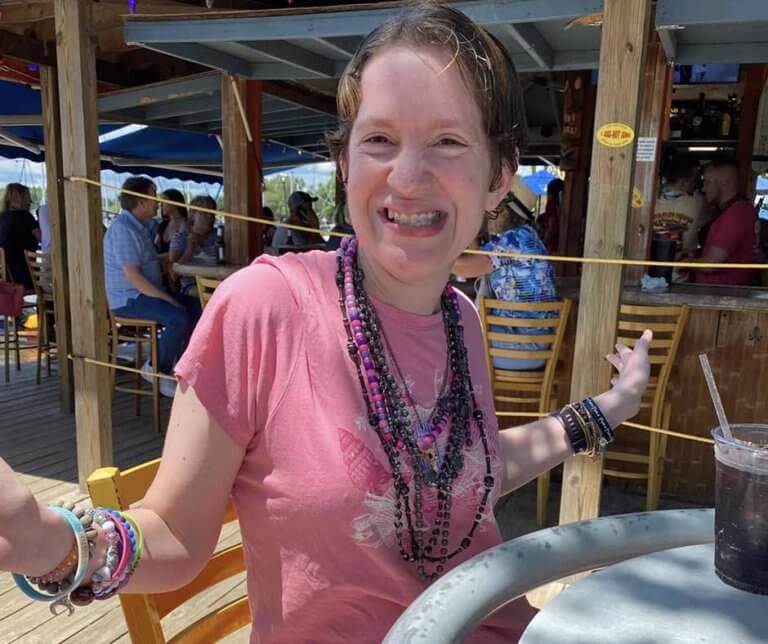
[583,397,615,442]
[13,506,90,608]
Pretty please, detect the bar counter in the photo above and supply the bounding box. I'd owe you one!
[555,279,768,502]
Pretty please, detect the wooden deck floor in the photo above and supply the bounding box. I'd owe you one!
[0,362,249,644]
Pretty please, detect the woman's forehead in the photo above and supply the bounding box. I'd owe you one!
[355,46,483,129]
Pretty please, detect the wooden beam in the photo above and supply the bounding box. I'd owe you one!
[39,65,74,414]
[625,35,672,282]
[558,0,652,525]
[262,80,336,116]
[737,64,768,196]
[54,0,112,488]
[222,75,263,263]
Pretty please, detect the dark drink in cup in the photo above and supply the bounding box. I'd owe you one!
[712,424,768,595]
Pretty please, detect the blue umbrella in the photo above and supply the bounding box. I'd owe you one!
[521,170,558,196]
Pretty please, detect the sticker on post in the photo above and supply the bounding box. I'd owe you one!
[636,137,658,162]
[597,123,635,147]
[632,187,644,208]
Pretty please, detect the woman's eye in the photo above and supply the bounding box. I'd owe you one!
[363,135,391,144]
[435,137,466,147]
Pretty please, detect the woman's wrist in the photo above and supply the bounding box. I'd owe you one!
[12,506,75,577]
[593,388,639,430]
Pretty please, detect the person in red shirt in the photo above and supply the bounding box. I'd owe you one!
[695,156,757,286]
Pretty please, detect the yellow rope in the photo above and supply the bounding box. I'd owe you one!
[495,410,714,444]
[68,176,765,270]
[68,354,177,381]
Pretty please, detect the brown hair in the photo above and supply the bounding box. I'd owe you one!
[326,1,528,190]
[119,176,156,212]
[2,183,31,212]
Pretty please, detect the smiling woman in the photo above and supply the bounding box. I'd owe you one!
[0,3,652,644]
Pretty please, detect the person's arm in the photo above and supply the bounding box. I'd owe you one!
[497,330,652,496]
[452,253,493,279]
[695,245,729,273]
[0,383,245,592]
[173,232,203,264]
[123,264,182,308]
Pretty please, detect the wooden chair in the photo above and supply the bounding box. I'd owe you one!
[603,303,689,511]
[1,247,22,382]
[195,275,222,310]
[478,297,573,527]
[88,460,251,643]
[109,314,162,433]
[24,250,56,384]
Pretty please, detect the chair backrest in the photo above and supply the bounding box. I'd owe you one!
[195,275,222,310]
[616,304,689,426]
[87,460,250,643]
[477,297,572,415]
[24,250,54,299]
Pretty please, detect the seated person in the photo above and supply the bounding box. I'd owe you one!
[154,189,188,255]
[103,177,200,397]
[0,183,40,290]
[453,193,557,371]
[325,203,354,252]
[694,156,758,286]
[272,191,325,251]
[169,195,218,296]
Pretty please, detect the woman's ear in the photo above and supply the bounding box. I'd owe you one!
[338,156,348,186]
[485,153,517,214]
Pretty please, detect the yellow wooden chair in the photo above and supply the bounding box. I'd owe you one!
[109,314,163,433]
[88,459,251,643]
[24,250,56,384]
[603,303,689,511]
[195,275,222,310]
[1,247,22,382]
[478,297,573,527]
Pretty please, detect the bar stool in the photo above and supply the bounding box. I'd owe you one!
[603,303,689,511]
[24,250,56,384]
[109,313,162,433]
[195,275,222,310]
[477,297,573,527]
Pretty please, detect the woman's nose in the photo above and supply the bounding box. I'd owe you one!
[387,146,430,196]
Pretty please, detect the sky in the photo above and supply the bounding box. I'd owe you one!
[0,157,337,197]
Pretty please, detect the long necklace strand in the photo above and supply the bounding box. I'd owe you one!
[336,237,494,581]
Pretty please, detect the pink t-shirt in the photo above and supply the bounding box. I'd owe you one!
[176,251,535,643]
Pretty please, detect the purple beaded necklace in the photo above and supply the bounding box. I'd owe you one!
[336,236,495,581]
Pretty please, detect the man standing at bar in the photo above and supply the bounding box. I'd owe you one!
[694,156,757,286]
[104,177,199,397]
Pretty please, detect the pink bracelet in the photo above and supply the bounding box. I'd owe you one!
[93,510,131,598]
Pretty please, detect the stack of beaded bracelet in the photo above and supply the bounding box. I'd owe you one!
[13,501,143,615]
[556,397,614,457]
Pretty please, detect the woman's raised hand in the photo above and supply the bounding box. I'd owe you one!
[605,329,653,421]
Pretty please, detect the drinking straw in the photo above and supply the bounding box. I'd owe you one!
[698,353,734,442]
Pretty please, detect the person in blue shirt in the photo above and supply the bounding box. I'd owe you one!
[104,177,200,397]
[453,192,557,371]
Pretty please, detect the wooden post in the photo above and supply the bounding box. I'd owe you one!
[39,65,74,413]
[559,71,597,276]
[737,65,768,197]
[222,75,263,263]
[625,36,673,282]
[54,0,112,488]
[558,0,653,526]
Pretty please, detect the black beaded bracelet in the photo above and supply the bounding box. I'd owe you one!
[583,397,614,442]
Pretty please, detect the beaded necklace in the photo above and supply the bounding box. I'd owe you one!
[336,237,495,581]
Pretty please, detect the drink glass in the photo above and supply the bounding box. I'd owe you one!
[712,423,768,594]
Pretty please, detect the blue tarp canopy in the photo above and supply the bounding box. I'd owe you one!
[0,79,310,182]
[520,169,558,196]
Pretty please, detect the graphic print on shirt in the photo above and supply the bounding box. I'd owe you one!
[339,369,498,550]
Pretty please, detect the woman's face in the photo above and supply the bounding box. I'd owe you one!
[191,210,214,235]
[342,46,512,285]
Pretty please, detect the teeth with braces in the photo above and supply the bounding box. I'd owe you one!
[386,210,441,227]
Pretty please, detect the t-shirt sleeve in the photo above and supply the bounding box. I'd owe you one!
[174,259,304,450]
[169,230,188,253]
[709,203,755,256]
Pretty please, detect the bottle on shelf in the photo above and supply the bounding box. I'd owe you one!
[691,92,706,138]
[216,225,225,265]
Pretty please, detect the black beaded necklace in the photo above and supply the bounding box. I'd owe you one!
[336,237,495,581]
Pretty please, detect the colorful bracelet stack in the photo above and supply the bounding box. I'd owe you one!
[13,502,144,615]
[556,397,614,458]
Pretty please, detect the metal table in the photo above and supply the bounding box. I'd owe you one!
[521,543,768,643]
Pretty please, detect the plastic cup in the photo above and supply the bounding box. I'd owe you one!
[712,424,768,594]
